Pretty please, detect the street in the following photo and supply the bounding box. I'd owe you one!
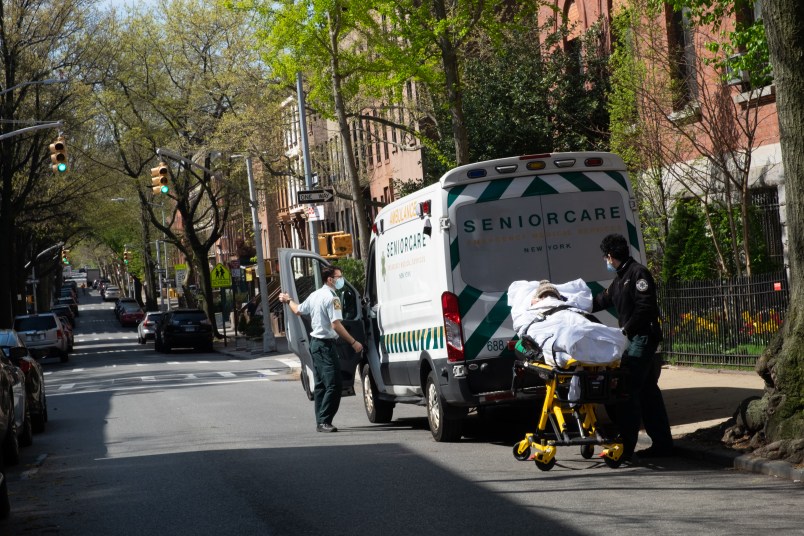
[1,291,802,536]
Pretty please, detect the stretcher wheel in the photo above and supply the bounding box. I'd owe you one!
[580,444,595,459]
[534,458,556,471]
[603,456,623,469]
[513,441,530,461]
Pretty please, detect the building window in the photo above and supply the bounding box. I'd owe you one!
[667,6,698,111]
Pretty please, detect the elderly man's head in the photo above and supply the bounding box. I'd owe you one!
[531,280,561,304]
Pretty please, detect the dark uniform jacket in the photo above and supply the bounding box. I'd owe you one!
[592,257,662,339]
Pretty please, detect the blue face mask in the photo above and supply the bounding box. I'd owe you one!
[606,260,617,273]
[334,276,345,290]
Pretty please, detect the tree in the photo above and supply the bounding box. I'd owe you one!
[608,0,777,278]
[80,0,272,334]
[726,0,804,463]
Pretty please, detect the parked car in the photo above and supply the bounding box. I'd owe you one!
[114,297,138,318]
[154,309,214,353]
[50,305,75,328]
[13,313,70,362]
[55,295,79,317]
[56,317,75,352]
[59,286,78,302]
[137,312,163,344]
[103,285,121,301]
[0,338,32,464]
[0,330,47,434]
[119,303,145,327]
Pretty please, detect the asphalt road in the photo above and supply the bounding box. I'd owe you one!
[1,290,801,535]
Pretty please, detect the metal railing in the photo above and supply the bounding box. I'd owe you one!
[658,271,789,369]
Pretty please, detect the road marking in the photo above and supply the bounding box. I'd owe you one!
[218,372,235,378]
[277,358,301,369]
[257,369,279,376]
[168,362,180,364]
[71,368,85,372]
[59,383,75,391]
[186,374,197,379]
[142,376,156,381]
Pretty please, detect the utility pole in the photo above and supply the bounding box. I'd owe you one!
[244,157,276,353]
[296,72,319,253]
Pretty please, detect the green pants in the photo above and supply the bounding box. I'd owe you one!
[310,338,342,425]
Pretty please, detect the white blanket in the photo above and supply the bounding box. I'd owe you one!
[508,278,628,368]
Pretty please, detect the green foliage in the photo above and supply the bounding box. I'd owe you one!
[663,198,779,281]
[420,21,612,184]
[660,0,771,88]
[338,257,365,295]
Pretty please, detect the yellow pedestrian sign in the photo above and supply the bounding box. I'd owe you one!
[211,263,232,288]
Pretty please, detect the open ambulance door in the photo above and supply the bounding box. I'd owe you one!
[278,248,365,399]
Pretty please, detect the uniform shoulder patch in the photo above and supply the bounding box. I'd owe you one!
[636,279,649,292]
[333,297,342,310]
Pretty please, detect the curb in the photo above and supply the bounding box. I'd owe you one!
[674,441,804,483]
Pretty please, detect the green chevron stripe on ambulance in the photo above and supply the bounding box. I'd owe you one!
[447,169,640,361]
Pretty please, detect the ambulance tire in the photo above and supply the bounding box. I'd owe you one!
[426,370,465,442]
[300,366,314,401]
[361,364,393,423]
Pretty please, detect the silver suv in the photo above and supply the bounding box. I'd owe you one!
[13,314,69,362]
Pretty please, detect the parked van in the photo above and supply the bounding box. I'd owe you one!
[279,152,646,441]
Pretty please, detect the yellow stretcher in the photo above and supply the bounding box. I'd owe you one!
[511,347,628,471]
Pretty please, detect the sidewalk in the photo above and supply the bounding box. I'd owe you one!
[212,336,803,482]
[656,366,803,482]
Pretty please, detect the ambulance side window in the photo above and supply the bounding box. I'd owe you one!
[291,256,323,303]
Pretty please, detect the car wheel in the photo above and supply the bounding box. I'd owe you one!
[425,370,465,443]
[154,336,163,352]
[361,364,393,423]
[32,393,46,434]
[3,413,20,466]
[19,408,32,448]
[138,335,144,344]
[0,463,9,520]
[60,350,69,363]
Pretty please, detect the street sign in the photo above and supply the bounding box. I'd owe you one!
[211,262,232,288]
[155,268,167,275]
[297,188,335,203]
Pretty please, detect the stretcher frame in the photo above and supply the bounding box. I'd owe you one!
[512,355,628,471]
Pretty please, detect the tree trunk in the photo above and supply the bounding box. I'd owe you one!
[433,0,470,166]
[743,0,804,447]
[329,10,372,262]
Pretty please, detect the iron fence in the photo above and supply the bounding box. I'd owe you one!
[658,270,789,369]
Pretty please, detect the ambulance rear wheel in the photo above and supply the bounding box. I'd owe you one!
[362,364,393,423]
[426,371,465,443]
[535,458,556,471]
[580,444,595,459]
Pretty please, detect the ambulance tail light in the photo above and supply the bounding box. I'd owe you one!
[441,291,465,362]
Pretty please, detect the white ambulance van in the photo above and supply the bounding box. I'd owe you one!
[279,151,647,441]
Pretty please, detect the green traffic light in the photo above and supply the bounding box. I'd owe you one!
[160,185,169,194]
[57,163,67,172]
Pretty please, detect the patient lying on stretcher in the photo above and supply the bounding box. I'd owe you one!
[508,278,628,368]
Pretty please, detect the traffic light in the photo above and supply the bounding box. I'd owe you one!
[123,250,130,264]
[151,162,169,194]
[49,137,68,174]
[61,248,70,265]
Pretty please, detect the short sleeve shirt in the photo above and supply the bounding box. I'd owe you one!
[298,285,344,339]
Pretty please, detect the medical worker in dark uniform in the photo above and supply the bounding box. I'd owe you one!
[593,234,673,461]
[279,265,363,432]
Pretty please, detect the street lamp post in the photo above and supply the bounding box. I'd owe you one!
[245,157,277,353]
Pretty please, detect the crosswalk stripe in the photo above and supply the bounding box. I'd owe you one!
[276,358,300,369]
[59,384,75,391]
[142,376,156,381]
[218,372,235,378]
[257,369,278,376]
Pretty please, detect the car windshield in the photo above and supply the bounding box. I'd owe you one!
[172,312,207,322]
[14,316,56,331]
[146,313,163,321]
[122,303,141,312]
